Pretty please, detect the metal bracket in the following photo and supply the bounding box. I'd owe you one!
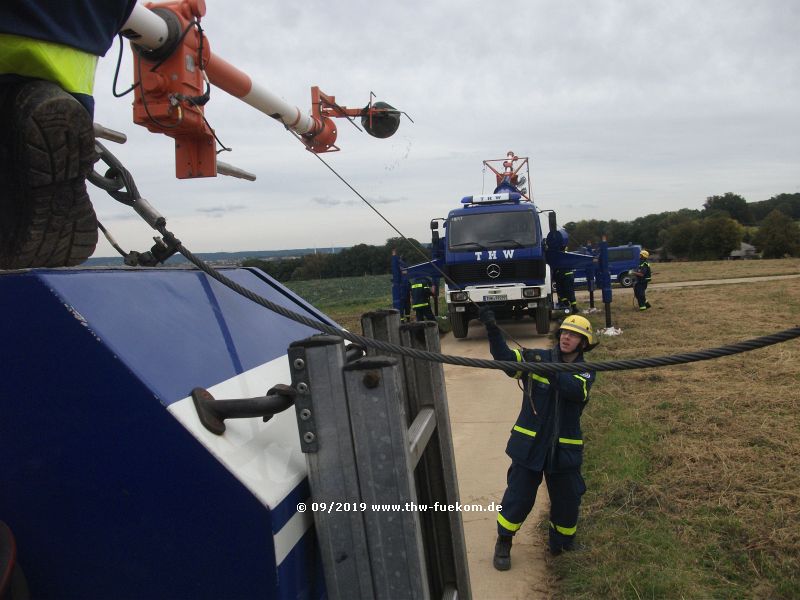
[191,384,296,435]
[288,346,319,453]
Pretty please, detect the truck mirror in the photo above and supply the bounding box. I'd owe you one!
[548,212,558,233]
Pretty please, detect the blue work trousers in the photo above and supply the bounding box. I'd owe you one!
[497,462,586,553]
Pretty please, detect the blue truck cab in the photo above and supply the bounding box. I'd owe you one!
[404,152,608,339]
[439,191,552,338]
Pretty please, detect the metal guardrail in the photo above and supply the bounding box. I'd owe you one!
[289,313,471,600]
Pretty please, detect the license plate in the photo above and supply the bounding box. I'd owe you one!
[483,295,507,302]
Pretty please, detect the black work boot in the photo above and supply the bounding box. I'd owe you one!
[0,80,97,269]
[493,534,513,571]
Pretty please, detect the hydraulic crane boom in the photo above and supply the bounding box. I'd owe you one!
[119,0,402,178]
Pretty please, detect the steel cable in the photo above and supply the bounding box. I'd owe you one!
[159,227,800,376]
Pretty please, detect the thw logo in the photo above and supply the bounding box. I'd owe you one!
[474,249,515,261]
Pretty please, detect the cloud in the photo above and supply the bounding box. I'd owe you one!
[195,205,248,217]
[311,196,348,207]
[89,0,800,256]
[368,196,406,205]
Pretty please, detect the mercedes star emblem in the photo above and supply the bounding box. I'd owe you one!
[487,263,501,278]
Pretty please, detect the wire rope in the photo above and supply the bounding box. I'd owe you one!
[157,225,800,376]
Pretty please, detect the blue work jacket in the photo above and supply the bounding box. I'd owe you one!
[487,326,595,472]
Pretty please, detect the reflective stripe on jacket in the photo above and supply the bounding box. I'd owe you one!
[636,260,651,283]
[410,281,432,309]
[0,34,97,95]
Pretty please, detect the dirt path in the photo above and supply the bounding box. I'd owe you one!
[443,321,556,600]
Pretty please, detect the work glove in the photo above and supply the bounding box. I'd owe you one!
[478,306,497,326]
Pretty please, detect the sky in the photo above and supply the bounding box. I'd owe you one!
[89,0,800,256]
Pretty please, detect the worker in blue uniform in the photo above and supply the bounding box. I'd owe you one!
[411,276,436,322]
[0,0,138,269]
[478,308,598,569]
[554,267,578,314]
[391,250,412,322]
[633,249,652,310]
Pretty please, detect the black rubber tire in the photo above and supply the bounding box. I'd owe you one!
[450,310,469,339]
[619,272,634,287]
[535,304,551,335]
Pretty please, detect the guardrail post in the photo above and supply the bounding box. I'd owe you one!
[360,309,402,357]
[343,356,430,600]
[361,309,411,420]
[288,334,374,600]
[400,321,472,600]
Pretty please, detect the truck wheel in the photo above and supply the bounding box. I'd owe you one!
[450,311,469,339]
[619,272,634,287]
[535,305,550,335]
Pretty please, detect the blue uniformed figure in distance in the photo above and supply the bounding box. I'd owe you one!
[553,267,578,314]
[0,0,138,269]
[391,249,412,322]
[633,249,652,310]
[410,276,436,322]
[478,308,598,569]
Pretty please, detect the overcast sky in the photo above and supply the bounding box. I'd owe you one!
[89,0,800,255]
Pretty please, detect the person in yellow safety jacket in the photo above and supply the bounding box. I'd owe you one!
[632,249,652,310]
[0,0,137,269]
[410,277,436,322]
[478,307,597,569]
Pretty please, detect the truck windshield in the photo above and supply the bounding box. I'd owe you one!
[448,211,537,250]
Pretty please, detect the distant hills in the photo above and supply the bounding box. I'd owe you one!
[83,247,344,267]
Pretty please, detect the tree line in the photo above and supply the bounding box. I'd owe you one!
[245,192,800,282]
[564,192,800,261]
[242,237,429,282]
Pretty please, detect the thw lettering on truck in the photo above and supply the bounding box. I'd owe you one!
[474,250,516,261]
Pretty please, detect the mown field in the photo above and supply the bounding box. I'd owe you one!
[284,259,799,328]
[287,258,800,598]
[644,257,799,284]
[556,269,799,599]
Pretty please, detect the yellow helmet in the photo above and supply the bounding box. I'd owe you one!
[558,315,598,351]
[640,249,650,259]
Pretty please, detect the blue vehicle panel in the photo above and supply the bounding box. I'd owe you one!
[573,244,641,287]
[0,268,331,599]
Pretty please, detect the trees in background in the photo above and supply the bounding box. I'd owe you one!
[245,192,799,281]
[703,192,752,224]
[243,237,428,282]
[753,210,800,258]
[566,192,798,261]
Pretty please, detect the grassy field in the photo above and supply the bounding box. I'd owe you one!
[647,257,799,284]
[285,258,800,320]
[287,259,800,598]
[285,274,395,331]
[555,271,800,599]
[553,270,800,598]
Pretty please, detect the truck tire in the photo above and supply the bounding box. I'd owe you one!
[619,272,634,287]
[535,305,550,335]
[450,311,469,339]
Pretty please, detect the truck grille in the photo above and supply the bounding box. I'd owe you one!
[446,259,547,285]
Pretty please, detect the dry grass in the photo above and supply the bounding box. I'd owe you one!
[559,274,800,598]
[313,261,800,597]
[650,257,800,284]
